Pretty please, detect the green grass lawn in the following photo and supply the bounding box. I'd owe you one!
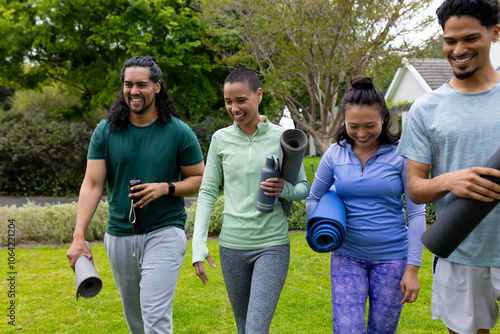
[303,156,321,185]
[1,233,499,333]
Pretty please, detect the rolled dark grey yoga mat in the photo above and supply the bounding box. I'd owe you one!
[75,241,103,300]
[278,129,308,216]
[421,146,500,258]
[306,190,346,253]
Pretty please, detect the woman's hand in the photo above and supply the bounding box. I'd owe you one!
[400,264,420,304]
[260,177,285,197]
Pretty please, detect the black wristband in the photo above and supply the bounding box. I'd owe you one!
[167,182,175,196]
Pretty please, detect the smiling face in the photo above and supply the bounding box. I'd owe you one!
[223,81,263,134]
[345,104,383,151]
[443,15,500,81]
[123,66,161,116]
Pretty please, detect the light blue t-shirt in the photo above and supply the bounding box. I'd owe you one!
[397,81,500,266]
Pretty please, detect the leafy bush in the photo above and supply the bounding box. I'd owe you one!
[0,85,15,111]
[10,85,108,124]
[188,115,232,162]
[185,195,225,237]
[185,196,307,237]
[10,86,80,116]
[0,201,108,246]
[426,203,436,224]
[287,200,307,230]
[0,110,93,196]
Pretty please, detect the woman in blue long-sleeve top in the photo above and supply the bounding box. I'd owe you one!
[306,76,426,334]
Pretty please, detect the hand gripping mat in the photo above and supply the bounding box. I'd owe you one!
[306,190,346,253]
[421,146,500,258]
[75,241,103,300]
[278,129,308,216]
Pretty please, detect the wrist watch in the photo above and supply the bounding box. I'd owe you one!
[167,182,175,196]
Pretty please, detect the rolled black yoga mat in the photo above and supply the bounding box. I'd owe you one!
[421,146,500,258]
[278,129,308,216]
[306,189,346,253]
[75,241,103,300]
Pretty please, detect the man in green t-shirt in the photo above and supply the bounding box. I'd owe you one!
[67,56,204,334]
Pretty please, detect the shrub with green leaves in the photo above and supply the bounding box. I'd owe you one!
[0,201,108,246]
[426,203,436,224]
[287,200,307,230]
[185,195,225,237]
[188,115,232,162]
[185,195,307,237]
[0,110,93,196]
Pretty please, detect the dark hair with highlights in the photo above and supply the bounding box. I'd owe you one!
[334,76,399,146]
[224,68,261,92]
[437,0,500,29]
[107,56,180,131]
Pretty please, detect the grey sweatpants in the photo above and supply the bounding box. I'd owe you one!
[219,243,290,334]
[104,226,186,334]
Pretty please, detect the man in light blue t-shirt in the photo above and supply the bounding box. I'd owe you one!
[397,0,500,333]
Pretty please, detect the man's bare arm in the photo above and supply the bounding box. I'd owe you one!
[406,159,500,204]
[66,159,107,270]
[130,161,205,207]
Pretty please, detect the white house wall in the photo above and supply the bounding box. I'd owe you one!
[390,70,428,104]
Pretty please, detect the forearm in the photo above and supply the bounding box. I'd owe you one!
[407,172,450,204]
[405,189,426,266]
[279,167,310,202]
[192,185,219,263]
[171,175,203,196]
[73,181,104,240]
[404,264,420,278]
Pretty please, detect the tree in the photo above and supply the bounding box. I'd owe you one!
[201,0,437,154]
[0,0,227,120]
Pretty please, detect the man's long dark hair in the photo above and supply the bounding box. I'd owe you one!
[107,56,180,131]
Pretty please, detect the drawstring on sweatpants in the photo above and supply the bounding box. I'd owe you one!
[129,198,146,266]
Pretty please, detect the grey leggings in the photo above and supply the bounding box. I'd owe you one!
[219,243,290,334]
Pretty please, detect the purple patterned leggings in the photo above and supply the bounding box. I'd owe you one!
[330,252,407,334]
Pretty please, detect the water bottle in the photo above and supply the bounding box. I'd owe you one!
[257,156,280,213]
[128,178,147,234]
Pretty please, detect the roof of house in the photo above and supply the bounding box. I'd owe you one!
[410,58,454,90]
[384,58,449,103]
[386,43,500,104]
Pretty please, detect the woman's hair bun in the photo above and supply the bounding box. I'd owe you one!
[350,76,375,90]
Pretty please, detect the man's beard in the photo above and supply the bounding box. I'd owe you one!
[127,98,155,115]
[454,67,478,80]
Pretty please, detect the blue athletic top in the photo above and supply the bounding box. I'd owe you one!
[306,141,426,265]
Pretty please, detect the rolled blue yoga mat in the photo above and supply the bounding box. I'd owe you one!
[421,146,500,258]
[306,190,346,253]
[278,129,308,216]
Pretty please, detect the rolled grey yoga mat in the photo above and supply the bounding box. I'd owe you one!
[421,146,500,258]
[75,241,103,300]
[278,129,308,216]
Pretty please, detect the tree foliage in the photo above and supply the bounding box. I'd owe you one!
[201,0,437,154]
[0,0,227,120]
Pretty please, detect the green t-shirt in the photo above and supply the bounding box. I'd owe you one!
[88,117,203,236]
